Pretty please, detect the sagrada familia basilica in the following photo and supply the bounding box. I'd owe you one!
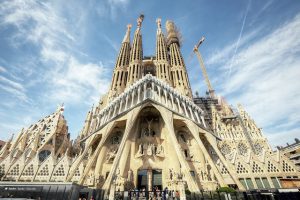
[0,15,299,197]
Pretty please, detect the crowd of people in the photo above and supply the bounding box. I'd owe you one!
[114,187,180,200]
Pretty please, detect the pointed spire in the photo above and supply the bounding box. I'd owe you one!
[137,14,144,30]
[109,24,132,100]
[155,18,172,85]
[166,20,192,98]
[56,103,64,114]
[122,24,132,43]
[166,20,180,46]
[127,14,144,85]
[9,133,14,142]
[156,18,162,34]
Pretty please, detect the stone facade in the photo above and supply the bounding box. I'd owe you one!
[277,138,300,172]
[0,16,299,197]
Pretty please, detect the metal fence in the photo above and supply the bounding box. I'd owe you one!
[113,190,300,200]
[114,190,175,200]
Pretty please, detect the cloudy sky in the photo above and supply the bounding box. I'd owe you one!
[0,0,299,148]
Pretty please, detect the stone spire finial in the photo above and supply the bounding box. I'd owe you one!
[137,14,144,28]
[56,103,65,113]
[156,18,162,34]
[156,18,161,28]
[122,24,132,43]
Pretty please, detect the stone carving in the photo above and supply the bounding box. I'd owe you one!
[220,143,231,155]
[141,117,155,138]
[254,143,263,155]
[147,143,154,156]
[168,168,183,182]
[96,175,105,187]
[138,144,143,155]
[112,135,120,144]
[156,144,164,157]
[111,88,117,100]
[169,169,173,180]
[238,143,248,156]
[136,143,164,158]
[106,146,118,163]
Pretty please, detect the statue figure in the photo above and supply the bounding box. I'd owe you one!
[169,169,173,180]
[116,167,120,175]
[106,147,118,163]
[200,170,204,180]
[147,143,153,156]
[127,169,133,181]
[203,172,208,181]
[151,144,156,154]
[207,172,212,181]
[146,117,154,136]
[138,144,143,155]
[112,88,117,98]
[141,127,148,138]
[156,144,164,157]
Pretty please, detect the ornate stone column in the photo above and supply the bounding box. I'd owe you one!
[148,169,153,191]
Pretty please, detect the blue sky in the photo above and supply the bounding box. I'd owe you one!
[0,0,300,148]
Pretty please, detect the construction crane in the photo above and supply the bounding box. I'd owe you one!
[193,36,215,98]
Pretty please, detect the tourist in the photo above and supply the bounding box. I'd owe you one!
[172,190,176,199]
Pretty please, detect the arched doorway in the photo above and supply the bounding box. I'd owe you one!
[137,169,162,191]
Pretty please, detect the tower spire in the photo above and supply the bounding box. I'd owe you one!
[137,14,144,30]
[166,20,192,98]
[155,18,172,85]
[156,18,162,33]
[122,24,132,43]
[127,14,144,85]
[108,24,132,100]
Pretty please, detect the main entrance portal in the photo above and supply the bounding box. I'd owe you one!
[137,169,162,190]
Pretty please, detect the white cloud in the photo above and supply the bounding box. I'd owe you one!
[0,84,28,103]
[0,75,28,102]
[96,0,130,20]
[47,58,109,104]
[267,128,300,148]
[206,28,261,66]
[211,14,300,145]
[0,0,110,105]
[0,66,6,73]
[0,75,25,92]
[0,0,112,140]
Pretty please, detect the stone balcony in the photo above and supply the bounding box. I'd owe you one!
[85,74,208,139]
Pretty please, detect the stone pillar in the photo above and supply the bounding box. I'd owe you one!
[183,102,188,117]
[131,91,135,108]
[204,132,245,190]
[178,181,186,200]
[102,107,141,191]
[119,140,132,177]
[185,121,227,187]
[109,182,116,200]
[195,110,201,124]
[95,146,108,178]
[155,105,200,192]
[148,169,153,191]
[171,95,175,110]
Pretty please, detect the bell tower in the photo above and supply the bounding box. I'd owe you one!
[155,18,172,85]
[127,15,144,86]
[108,24,131,100]
[166,20,192,98]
